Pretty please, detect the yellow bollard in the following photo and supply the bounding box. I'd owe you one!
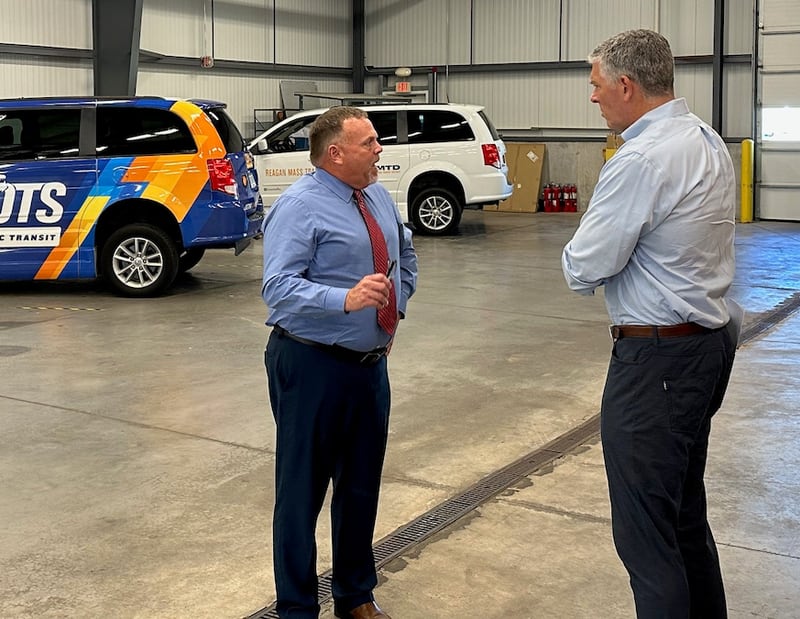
[741,139,754,223]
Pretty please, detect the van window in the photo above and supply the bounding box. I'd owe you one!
[366,111,398,146]
[96,107,195,156]
[266,118,315,153]
[0,108,81,161]
[479,111,501,141]
[407,110,474,144]
[205,106,246,153]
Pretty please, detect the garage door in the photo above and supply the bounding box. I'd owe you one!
[757,0,800,220]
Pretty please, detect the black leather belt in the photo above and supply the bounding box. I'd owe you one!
[271,324,388,365]
[609,322,714,340]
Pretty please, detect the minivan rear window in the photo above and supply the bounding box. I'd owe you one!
[206,106,246,154]
[97,108,196,156]
[407,110,474,144]
[479,111,501,141]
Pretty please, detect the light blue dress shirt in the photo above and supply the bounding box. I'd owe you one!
[261,168,418,351]
[562,98,736,327]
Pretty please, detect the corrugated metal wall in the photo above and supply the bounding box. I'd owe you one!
[140,0,350,67]
[0,0,91,48]
[0,0,754,138]
[365,0,754,137]
[0,55,93,96]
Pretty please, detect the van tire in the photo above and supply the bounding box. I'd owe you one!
[411,188,462,236]
[101,224,179,297]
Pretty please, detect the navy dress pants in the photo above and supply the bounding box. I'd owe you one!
[265,330,390,619]
[601,323,736,619]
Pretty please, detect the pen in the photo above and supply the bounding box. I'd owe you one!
[386,260,397,278]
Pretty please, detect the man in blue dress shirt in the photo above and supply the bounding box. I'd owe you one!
[261,106,417,619]
[562,30,739,618]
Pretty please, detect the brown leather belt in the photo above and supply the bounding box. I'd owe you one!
[609,322,713,340]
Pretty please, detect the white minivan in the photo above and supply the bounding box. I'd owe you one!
[248,103,512,235]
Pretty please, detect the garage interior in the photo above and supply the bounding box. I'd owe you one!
[2,212,799,618]
[2,1,800,618]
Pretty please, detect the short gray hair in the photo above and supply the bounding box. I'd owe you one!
[589,29,674,98]
[309,106,369,166]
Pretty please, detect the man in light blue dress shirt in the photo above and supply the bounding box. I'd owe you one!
[562,30,738,618]
[262,107,417,619]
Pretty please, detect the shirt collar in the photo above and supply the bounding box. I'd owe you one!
[621,98,690,141]
[312,168,362,204]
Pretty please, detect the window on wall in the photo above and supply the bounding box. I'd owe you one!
[762,107,800,141]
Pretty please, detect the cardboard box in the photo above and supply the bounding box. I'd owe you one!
[491,143,546,212]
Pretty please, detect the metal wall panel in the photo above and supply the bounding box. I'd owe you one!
[761,32,800,69]
[659,0,714,55]
[725,0,755,54]
[564,0,657,60]
[724,64,753,137]
[141,0,205,57]
[142,0,349,66]
[438,62,736,136]
[442,70,600,132]
[761,0,800,28]
[215,0,273,63]
[472,0,561,63]
[0,55,93,97]
[274,0,350,67]
[0,0,91,48]
[674,65,713,124]
[761,72,800,104]
[365,0,471,68]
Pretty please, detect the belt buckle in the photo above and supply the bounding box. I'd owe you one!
[609,325,620,341]
[359,351,384,365]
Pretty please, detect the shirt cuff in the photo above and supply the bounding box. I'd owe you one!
[325,287,349,313]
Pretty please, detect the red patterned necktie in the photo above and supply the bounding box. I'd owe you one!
[354,189,398,335]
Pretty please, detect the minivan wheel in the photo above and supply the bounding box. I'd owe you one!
[101,224,179,297]
[178,247,206,273]
[410,188,462,235]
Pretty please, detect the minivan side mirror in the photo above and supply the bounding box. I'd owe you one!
[255,138,268,154]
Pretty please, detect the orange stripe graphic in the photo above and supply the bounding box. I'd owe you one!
[35,196,109,280]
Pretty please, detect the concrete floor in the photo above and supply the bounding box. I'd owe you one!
[1,211,798,619]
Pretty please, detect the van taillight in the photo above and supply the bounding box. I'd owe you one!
[482,144,501,168]
[207,158,238,196]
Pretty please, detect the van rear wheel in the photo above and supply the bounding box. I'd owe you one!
[101,224,179,297]
[411,188,462,235]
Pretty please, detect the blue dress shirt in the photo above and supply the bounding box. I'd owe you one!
[562,98,736,327]
[261,168,418,351]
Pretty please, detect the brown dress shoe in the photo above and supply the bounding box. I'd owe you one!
[341,600,391,618]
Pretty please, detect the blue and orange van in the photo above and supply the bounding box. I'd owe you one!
[0,96,263,296]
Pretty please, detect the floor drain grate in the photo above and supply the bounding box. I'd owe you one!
[17,305,104,311]
[244,297,800,619]
[244,416,600,619]
[739,292,800,344]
